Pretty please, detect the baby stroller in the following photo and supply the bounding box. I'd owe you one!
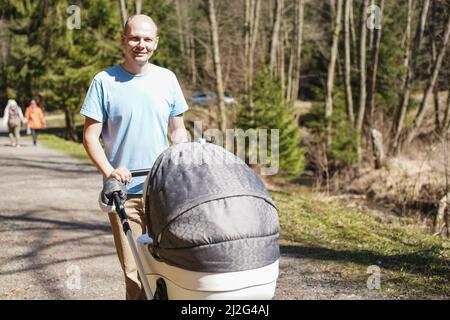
[111,141,280,300]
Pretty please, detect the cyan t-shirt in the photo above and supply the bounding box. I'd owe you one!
[80,64,189,194]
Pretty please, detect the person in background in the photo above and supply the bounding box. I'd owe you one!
[25,100,47,146]
[3,99,25,148]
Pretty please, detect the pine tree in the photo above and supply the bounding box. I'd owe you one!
[237,68,305,177]
[39,0,122,141]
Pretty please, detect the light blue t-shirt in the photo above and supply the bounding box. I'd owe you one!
[80,64,189,194]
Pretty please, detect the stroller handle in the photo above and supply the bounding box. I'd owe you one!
[112,191,154,300]
[130,169,151,177]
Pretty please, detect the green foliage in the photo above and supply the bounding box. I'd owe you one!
[236,68,305,177]
[375,1,411,117]
[39,1,123,140]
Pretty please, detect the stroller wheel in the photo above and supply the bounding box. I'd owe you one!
[154,278,168,300]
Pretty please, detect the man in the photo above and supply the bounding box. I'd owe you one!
[81,15,189,300]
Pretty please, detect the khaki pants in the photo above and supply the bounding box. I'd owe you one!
[108,197,147,300]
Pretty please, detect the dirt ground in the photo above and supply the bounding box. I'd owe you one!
[0,132,388,300]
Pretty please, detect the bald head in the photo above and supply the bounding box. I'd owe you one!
[121,14,159,71]
[123,14,158,36]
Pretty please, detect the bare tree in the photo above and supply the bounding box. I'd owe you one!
[401,0,413,89]
[392,0,431,154]
[244,0,261,106]
[406,14,450,145]
[186,1,197,87]
[430,0,440,131]
[325,0,343,147]
[135,0,142,14]
[443,91,450,130]
[288,0,305,102]
[119,0,128,26]
[344,0,355,124]
[175,0,186,57]
[349,0,357,63]
[279,16,287,90]
[269,0,283,75]
[368,0,375,52]
[205,0,227,132]
[356,0,369,161]
[365,0,385,160]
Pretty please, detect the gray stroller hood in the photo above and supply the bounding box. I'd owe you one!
[143,141,280,273]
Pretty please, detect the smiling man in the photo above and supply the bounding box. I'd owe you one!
[81,15,189,300]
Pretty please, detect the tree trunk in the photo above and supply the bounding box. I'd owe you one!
[119,0,128,26]
[244,0,251,94]
[325,0,343,147]
[443,91,450,130]
[371,129,385,169]
[356,0,369,161]
[392,0,430,154]
[368,0,374,52]
[249,0,261,96]
[175,0,186,57]
[269,0,283,74]
[189,34,197,87]
[430,1,440,131]
[206,0,227,132]
[344,0,355,124]
[289,0,305,102]
[135,0,142,14]
[406,14,450,145]
[434,193,449,237]
[365,0,385,161]
[279,18,286,90]
[434,88,441,131]
[401,0,413,89]
[349,0,357,65]
[287,47,295,101]
[186,0,197,87]
[244,0,261,107]
[64,108,77,142]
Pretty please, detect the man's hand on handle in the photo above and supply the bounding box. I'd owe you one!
[101,178,128,206]
[107,166,132,184]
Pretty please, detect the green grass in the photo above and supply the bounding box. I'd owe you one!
[39,134,91,164]
[45,112,84,129]
[272,190,450,299]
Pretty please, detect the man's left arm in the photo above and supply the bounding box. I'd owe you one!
[168,115,188,144]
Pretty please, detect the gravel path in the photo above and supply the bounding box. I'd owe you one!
[0,129,388,300]
[0,133,123,299]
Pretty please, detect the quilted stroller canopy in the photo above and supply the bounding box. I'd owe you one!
[143,141,280,273]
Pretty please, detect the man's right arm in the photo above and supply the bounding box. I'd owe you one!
[83,117,132,184]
